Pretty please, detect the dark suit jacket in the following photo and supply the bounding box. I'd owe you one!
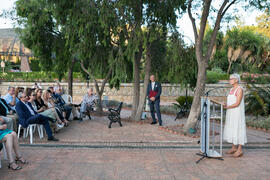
[147,81,162,101]
[0,98,12,116]
[15,101,37,128]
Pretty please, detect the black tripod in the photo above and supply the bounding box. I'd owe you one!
[196,89,224,164]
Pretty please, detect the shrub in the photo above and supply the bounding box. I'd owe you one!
[206,71,229,83]
[0,72,85,82]
[175,96,193,107]
[246,116,270,130]
[245,84,270,116]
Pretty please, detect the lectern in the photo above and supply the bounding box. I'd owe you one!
[196,96,226,163]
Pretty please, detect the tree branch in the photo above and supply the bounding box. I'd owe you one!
[187,0,198,41]
[197,0,212,58]
[222,0,237,17]
[100,68,112,94]
[80,60,98,86]
[206,0,234,60]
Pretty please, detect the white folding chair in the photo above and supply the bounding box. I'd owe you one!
[18,124,44,144]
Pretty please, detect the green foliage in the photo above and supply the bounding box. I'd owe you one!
[29,59,41,71]
[203,26,224,56]
[175,96,193,107]
[206,70,229,83]
[246,116,270,130]
[0,72,84,82]
[15,0,72,79]
[225,28,269,73]
[163,32,197,87]
[209,49,229,72]
[245,84,270,116]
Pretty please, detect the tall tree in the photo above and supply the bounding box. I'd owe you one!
[184,0,270,132]
[49,0,131,113]
[15,0,75,95]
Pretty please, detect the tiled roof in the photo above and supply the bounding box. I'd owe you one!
[0,28,32,55]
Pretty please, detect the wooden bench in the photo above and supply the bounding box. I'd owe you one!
[108,102,123,128]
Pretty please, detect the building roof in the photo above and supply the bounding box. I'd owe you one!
[0,28,32,56]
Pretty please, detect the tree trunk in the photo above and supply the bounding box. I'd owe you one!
[183,60,207,132]
[94,69,112,113]
[68,58,76,96]
[80,61,112,114]
[131,44,143,119]
[131,0,143,119]
[93,80,103,113]
[134,43,151,121]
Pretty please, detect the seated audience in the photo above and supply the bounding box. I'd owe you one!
[53,86,79,120]
[61,88,80,120]
[0,92,15,130]
[3,86,19,111]
[28,90,64,132]
[15,92,59,141]
[43,90,69,127]
[0,121,27,170]
[15,87,24,99]
[80,88,98,119]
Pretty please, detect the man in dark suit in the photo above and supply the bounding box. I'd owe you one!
[15,92,59,141]
[147,75,162,126]
[0,94,15,130]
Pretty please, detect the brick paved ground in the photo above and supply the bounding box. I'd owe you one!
[1,147,270,180]
[1,109,270,179]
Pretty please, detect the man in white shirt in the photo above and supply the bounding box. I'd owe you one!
[146,75,162,126]
[80,88,98,119]
[15,92,59,141]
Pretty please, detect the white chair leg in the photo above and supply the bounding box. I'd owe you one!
[23,127,27,138]
[2,144,7,160]
[17,125,21,139]
[29,125,33,144]
[39,125,44,139]
[26,126,29,138]
[37,125,43,139]
[40,125,44,138]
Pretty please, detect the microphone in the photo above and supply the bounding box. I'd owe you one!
[205,86,224,96]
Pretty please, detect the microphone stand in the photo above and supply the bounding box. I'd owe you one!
[196,87,224,164]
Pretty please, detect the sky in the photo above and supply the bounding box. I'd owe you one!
[0,0,264,45]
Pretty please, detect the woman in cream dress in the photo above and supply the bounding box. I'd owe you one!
[223,74,247,157]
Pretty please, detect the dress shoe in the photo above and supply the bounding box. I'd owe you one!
[48,136,59,141]
[150,122,157,125]
[159,124,163,126]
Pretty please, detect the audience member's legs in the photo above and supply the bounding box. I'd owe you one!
[11,132,20,158]
[3,133,15,163]
[0,116,13,130]
[7,114,18,132]
[80,102,87,118]
[71,105,79,118]
[28,114,53,138]
[63,105,72,119]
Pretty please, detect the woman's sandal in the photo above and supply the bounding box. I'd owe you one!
[8,162,22,170]
[226,149,237,154]
[233,151,243,158]
[15,156,29,164]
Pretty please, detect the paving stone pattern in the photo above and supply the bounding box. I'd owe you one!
[1,109,270,179]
